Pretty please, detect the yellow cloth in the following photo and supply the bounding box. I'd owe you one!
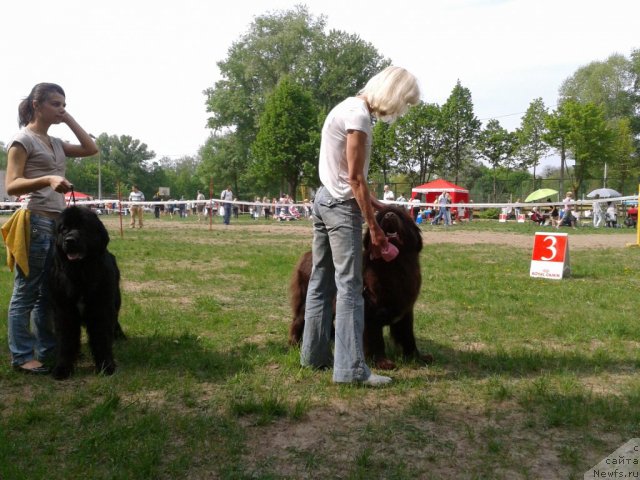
[1,209,30,276]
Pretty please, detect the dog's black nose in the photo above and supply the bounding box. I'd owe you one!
[64,236,77,247]
[384,212,396,220]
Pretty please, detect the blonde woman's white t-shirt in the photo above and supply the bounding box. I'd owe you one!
[318,97,372,201]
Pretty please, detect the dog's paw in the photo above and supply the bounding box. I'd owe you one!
[374,358,397,370]
[420,353,435,365]
[52,365,73,380]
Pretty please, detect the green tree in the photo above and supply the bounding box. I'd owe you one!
[309,29,389,111]
[516,98,549,186]
[477,119,517,202]
[559,53,635,121]
[607,117,638,192]
[392,102,445,185]
[560,50,640,163]
[203,5,387,190]
[157,156,201,199]
[251,76,318,200]
[440,81,481,184]
[197,133,246,198]
[546,100,613,195]
[544,105,572,195]
[95,133,156,194]
[0,141,7,170]
[370,120,397,185]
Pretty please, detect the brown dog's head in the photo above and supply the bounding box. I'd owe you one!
[363,205,423,256]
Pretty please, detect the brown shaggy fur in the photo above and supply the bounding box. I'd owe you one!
[289,205,432,369]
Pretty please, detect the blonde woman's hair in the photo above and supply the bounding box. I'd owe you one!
[359,66,420,123]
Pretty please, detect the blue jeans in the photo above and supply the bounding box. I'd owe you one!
[300,186,371,382]
[223,203,231,225]
[431,207,450,225]
[7,214,57,366]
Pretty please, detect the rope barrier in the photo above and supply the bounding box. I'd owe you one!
[0,196,637,212]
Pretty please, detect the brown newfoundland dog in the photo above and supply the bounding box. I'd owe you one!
[289,205,431,370]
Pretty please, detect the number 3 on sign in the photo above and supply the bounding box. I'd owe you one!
[530,232,570,279]
[540,235,558,261]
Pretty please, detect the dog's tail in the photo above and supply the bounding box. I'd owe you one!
[288,251,312,345]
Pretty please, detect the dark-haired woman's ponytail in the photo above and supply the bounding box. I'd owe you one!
[18,95,34,127]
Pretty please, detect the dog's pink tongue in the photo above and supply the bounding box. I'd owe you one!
[67,253,82,261]
[380,242,399,262]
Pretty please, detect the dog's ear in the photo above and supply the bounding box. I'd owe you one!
[93,214,110,252]
[413,222,423,252]
[403,208,423,253]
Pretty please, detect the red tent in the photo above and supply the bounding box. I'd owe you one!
[64,191,93,201]
[411,179,469,204]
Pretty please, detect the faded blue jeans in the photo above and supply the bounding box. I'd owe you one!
[223,203,231,225]
[7,213,57,366]
[300,186,371,383]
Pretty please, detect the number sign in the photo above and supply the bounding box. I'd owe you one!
[530,232,570,279]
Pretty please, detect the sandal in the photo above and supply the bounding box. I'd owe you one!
[13,362,51,375]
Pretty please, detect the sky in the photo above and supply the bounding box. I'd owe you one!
[1,0,638,168]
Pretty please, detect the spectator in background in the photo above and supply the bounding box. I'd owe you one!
[458,200,467,223]
[382,184,395,201]
[558,192,576,228]
[605,202,617,228]
[396,192,407,206]
[547,199,559,227]
[178,195,186,218]
[128,185,145,228]
[220,185,233,225]
[232,198,239,219]
[592,197,604,228]
[263,196,271,220]
[411,196,421,220]
[196,190,205,221]
[152,191,162,219]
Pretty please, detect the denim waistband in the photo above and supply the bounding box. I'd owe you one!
[30,213,57,235]
[316,186,357,205]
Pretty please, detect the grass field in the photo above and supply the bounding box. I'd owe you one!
[1,213,639,479]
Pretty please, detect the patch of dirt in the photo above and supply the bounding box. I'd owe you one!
[95,216,636,250]
[420,229,636,250]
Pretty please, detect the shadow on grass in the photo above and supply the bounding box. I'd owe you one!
[416,339,639,379]
[114,333,258,381]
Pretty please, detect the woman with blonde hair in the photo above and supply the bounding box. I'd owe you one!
[300,66,420,386]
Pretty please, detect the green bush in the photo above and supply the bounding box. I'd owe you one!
[475,207,501,219]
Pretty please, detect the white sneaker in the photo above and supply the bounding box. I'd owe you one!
[362,373,392,386]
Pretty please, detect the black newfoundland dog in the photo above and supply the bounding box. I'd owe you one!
[49,206,124,380]
[289,205,431,370]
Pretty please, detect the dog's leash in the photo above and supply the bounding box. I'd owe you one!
[67,185,76,206]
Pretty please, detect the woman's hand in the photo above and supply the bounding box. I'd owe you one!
[368,222,389,259]
[49,176,72,193]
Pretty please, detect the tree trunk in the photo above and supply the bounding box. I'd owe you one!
[558,139,566,195]
[492,167,497,203]
[288,178,298,202]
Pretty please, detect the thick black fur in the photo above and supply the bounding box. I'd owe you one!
[289,205,431,369]
[49,206,124,380]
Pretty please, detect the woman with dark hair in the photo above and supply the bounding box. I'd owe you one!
[4,83,97,374]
